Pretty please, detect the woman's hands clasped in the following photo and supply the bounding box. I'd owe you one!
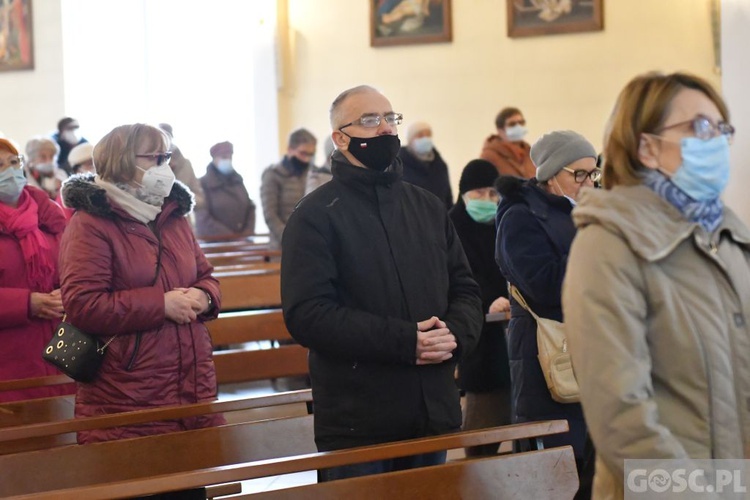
[164,287,210,324]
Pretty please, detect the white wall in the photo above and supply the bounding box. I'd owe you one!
[281,0,720,194]
[0,0,64,149]
[721,0,750,223]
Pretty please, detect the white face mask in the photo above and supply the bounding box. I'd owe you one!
[61,130,79,145]
[505,124,528,142]
[136,163,175,198]
[216,159,233,174]
[34,162,56,174]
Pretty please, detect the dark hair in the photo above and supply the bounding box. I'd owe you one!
[494,107,522,130]
[288,128,316,149]
[57,117,77,132]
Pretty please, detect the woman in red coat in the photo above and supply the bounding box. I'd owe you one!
[0,138,73,403]
[59,124,223,446]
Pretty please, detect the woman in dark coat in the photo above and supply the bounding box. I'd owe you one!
[59,124,223,451]
[495,130,599,499]
[448,159,511,456]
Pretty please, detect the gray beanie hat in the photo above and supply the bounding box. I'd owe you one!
[531,130,597,182]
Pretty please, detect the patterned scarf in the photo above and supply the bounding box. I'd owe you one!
[0,189,57,290]
[642,169,724,232]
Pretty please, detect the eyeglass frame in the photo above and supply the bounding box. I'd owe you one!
[655,116,735,141]
[0,154,25,171]
[136,152,173,166]
[562,166,602,184]
[338,112,404,131]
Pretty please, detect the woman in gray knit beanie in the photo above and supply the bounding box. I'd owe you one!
[531,130,599,205]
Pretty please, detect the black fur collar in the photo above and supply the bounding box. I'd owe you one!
[61,173,195,218]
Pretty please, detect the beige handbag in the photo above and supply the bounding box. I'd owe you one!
[510,285,580,404]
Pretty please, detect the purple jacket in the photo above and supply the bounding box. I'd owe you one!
[60,175,223,443]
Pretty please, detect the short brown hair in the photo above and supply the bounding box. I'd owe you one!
[602,71,729,189]
[495,107,522,130]
[288,128,316,149]
[94,124,170,183]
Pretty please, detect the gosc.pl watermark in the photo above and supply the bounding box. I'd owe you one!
[625,459,749,499]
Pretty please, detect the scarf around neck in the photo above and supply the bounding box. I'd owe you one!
[642,169,724,233]
[0,189,57,290]
[94,176,162,224]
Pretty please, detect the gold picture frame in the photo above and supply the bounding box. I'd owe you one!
[0,0,33,72]
[507,0,603,38]
[371,0,452,48]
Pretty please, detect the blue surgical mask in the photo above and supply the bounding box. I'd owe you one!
[667,135,730,201]
[411,137,433,155]
[464,198,497,224]
[0,167,27,205]
[216,159,233,174]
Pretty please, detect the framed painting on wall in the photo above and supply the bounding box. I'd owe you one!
[507,0,603,38]
[371,0,452,47]
[0,0,33,71]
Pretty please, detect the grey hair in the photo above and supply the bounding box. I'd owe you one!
[329,85,379,129]
[25,137,60,161]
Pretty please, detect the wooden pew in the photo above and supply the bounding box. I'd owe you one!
[0,309,303,429]
[205,249,281,267]
[0,389,312,455]
[249,448,576,499]
[0,419,573,499]
[208,309,308,386]
[217,266,281,311]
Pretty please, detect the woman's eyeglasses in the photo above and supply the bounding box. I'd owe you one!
[657,116,735,141]
[339,112,404,131]
[562,167,602,184]
[136,152,172,166]
[0,155,24,170]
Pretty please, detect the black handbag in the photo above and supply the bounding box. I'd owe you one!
[42,316,115,383]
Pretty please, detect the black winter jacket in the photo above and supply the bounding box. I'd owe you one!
[494,176,587,458]
[399,147,453,210]
[281,151,482,451]
[449,199,511,393]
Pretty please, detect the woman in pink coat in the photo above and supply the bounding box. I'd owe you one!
[0,138,73,403]
[59,124,223,448]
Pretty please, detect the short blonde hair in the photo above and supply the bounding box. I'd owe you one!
[94,124,170,183]
[25,137,59,162]
[602,71,729,189]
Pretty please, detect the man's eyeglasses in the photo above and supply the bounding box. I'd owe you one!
[563,167,601,184]
[136,152,172,166]
[0,155,24,170]
[657,116,735,141]
[339,112,403,131]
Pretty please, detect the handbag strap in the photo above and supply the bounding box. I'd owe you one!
[509,284,541,321]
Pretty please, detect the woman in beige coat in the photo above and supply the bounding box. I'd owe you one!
[563,72,750,499]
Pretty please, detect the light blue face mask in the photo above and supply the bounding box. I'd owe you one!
[465,198,497,224]
[669,135,730,201]
[0,167,27,205]
[216,159,234,174]
[411,137,434,156]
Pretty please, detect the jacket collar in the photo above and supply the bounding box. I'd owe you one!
[496,176,572,223]
[61,173,194,220]
[574,185,750,261]
[331,150,402,190]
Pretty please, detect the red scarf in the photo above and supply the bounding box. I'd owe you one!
[0,189,57,291]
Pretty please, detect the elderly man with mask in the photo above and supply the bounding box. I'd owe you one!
[195,141,256,239]
[24,137,68,200]
[281,84,482,482]
[398,121,452,209]
[480,106,536,178]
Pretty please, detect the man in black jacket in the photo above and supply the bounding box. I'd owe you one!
[281,85,483,481]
